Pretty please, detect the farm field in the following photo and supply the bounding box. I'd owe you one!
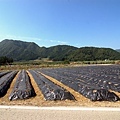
[0,65,120,107]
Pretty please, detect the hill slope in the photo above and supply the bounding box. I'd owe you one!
[0,39,120,61]
[45,45,78,61]
[0,39,77,61]
[116,49,120,52]
[67,47,120,61]
[0,39,41,61]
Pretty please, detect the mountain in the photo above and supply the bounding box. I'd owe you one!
[0,39,77,61]
[0,39,41,61]
[67,47,120,61]
[116,49,120,52]
[0,39,120,61]
[45,45,78,61]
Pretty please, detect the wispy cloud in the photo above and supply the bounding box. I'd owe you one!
[0,35,68,47]
[0,35,41,42]
[49,39,68,45]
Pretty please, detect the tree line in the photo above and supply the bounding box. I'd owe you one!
[0,56,13,65]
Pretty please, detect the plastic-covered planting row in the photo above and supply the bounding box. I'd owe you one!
[39,65,120,92]
[38,66,120,101]
[49,65,120,79]
[70,66,120,92]
[58,70,120,92]
[62,65,120,76]
[29,70,75,101]
[75,81,119,101]
[0,71,18,97]
[9,70,36,100]
[0,71,11,78]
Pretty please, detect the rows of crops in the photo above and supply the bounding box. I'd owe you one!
[38,65,120,101]
[9,70,36,100]
[0,71,18,97]
[29,70,75,100]
[0,65,120,102]
[0,70,75,101]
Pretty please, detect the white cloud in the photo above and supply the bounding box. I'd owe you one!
[0,34,68,47]
[57,40,67,44]
[0,35,41,41]
[48,39,68,45]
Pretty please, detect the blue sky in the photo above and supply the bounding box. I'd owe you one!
[0,0,120,49]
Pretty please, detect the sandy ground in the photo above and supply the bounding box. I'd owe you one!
[0,71,120,107]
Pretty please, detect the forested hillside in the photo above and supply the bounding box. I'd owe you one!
[0,39,120,61]
[0,39,41,61]
[67,47,120,61]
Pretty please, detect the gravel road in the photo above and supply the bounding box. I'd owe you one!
[0,106,120,120]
